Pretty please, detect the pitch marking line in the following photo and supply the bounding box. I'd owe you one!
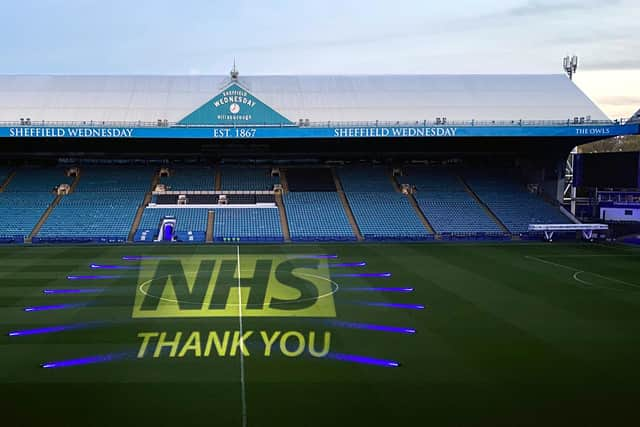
[525,255,640,290]
[236,245,247,427]
[529,254,640,258]
[137,272,339,307]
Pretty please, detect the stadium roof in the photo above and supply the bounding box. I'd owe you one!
[0,74,610,124]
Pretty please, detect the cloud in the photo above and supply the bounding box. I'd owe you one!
[596,96,640,106]
[503,0,621,17]
[583,59,640,71]
[189,1,627,57]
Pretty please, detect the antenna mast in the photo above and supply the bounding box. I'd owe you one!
[563,55,578,80]
[230,59,239,80]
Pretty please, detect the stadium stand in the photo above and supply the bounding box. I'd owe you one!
[160,166,215,191]
[220,167,278,190]
[346,192,433,240]
[0,165,577,243]
[463,170,571,233]
[0,72,634,246]
[0,168,71,242]
[35,167,152,243]
[213,208,283,242]
[399,168,505,237]
[283,192,355,241]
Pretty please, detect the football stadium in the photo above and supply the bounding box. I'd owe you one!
[1,69,640,426]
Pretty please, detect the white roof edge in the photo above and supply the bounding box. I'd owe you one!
[0,74,611,123]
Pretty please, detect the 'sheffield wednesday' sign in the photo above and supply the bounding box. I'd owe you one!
[178,83,293,126]
[1,124,638,140]
[7,127,134,138]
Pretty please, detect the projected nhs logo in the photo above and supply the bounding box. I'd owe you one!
[132,256,337,318]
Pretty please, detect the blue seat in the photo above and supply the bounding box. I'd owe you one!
[284,192,355,241]
[346,192,432,240]
[0,168,70,240]
[220,167,278,190]
[37,167,152,241]
[464,172,571,233]
[160,167,215,191]
[399,168,503,235]
[214,208,283,242]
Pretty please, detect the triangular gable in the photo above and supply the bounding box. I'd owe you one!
[178,83,292,126]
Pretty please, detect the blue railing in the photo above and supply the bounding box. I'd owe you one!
[0,118,626,129]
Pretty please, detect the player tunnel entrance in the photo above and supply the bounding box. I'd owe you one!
[156,216,177,242]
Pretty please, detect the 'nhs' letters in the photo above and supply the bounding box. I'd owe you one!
[132,255,336,318]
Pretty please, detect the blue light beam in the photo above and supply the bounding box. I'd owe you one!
[67,275,123,280]
[327,353,400,367]
[24,303,91,312]
[43,288,105,295]
[332,273,391,278]
[328,262,367,268]
[360,302,425,310]
[41,352,133,369]
[8,322,104,337]
[90,264,141,270]
[327,320,415,334]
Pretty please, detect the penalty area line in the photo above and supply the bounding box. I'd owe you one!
[236,245,248,427]
[525,255,640,290]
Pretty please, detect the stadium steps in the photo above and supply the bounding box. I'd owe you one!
[206,210,214,243]
[0,170,16,192]
[540,192,581,224]
[215,169,222,191]
[457,175,512,236]
[331,169,364,241]
[407,193,438,238]
[27,194,62,243]
[389,170,402,193]
[150,171,160,190]
[275,192,292,242]
[128,193,152,242]
[279,169,289,193]
[127,172,159,242]
[69,170,81,193]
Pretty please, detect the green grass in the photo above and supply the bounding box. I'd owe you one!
[1,242,640,426]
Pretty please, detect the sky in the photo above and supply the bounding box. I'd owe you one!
[1,0,638,119]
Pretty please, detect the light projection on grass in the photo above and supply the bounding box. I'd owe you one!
[41,352,134,369]
[8,321,105,336]
[43,288,105,295]
[11,252,423,369]
[90,264,142,270]
[24,302,91,312]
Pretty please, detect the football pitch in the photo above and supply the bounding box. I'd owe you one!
[1,242,639,426]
